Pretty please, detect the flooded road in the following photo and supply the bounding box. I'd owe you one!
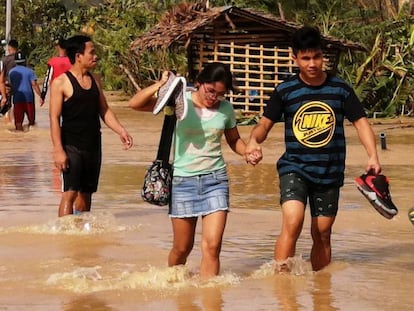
[0,94,413,310]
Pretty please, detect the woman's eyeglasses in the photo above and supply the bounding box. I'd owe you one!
[202,84,226,101]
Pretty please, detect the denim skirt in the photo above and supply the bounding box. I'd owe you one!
[169,167,229,218]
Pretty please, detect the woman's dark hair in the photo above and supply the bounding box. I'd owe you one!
[196,62,234,91]
[291,26,323,56]
[65,35,92,64]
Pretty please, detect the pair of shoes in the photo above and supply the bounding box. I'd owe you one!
[355,173,398,219]
[408,208,414,226]
[153,71,188,121]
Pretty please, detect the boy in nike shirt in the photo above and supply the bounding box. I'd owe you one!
[246,26,381,272]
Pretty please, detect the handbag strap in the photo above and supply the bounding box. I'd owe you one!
[156,99,176,162]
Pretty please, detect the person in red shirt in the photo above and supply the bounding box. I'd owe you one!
[40,38,71,101]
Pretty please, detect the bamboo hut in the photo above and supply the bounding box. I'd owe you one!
[131,3,365,115]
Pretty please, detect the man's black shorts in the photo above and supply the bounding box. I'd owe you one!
[62,145,102,193]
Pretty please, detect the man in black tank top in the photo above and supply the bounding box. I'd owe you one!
[0,39,18,117]
[49,35,133,217]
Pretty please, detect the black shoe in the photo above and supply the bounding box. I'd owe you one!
[0,102,11,115]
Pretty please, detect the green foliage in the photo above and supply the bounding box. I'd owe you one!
[0,0,412,117]
[0,0,93,76]
[128,48,187,89]
[85,0,152,90]
[350,15,414,117]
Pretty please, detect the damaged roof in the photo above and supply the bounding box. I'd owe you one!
[131,4,365,53]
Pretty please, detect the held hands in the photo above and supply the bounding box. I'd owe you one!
[245,141,263,166]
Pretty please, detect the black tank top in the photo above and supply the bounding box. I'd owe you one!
[61,71,101,151]
[1,54,16,84]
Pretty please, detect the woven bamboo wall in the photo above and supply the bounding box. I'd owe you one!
[191,40,334,115]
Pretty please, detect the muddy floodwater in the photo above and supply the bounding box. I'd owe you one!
[0,92,413,310]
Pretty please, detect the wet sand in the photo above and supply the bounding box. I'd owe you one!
[0,92,413,310]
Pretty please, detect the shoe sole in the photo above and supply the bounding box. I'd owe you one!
[355,181,397,219]
[153,77,183,115]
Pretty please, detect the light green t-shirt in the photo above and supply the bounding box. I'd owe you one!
[173,91,237,176]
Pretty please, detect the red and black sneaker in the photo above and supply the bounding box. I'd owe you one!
[355,173,398,219]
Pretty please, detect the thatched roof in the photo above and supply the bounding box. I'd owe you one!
[131,2,222,51]
[131,3,365,53]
